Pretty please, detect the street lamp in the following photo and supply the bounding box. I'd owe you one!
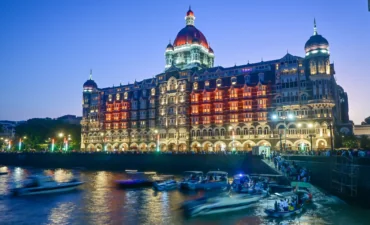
[155,129,159,152]
[229,126,235,151]
[307,123,315,152]
[58,133,64,151]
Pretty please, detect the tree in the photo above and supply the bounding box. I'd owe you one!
[359,135,370,149]
[362,116,370,125]
[342,135,358,149]
[15,118,81,151]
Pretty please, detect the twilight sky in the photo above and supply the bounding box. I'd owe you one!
[0,0,369,124]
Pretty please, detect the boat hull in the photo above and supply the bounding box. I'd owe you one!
[12,182,84,196]
[264,208,303,218]
[153,181,178,191]
[116,180,153,189]
[183,195,261,217]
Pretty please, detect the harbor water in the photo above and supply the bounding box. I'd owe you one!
[0,167,369,225]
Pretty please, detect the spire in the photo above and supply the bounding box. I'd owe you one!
[186,6,195,26]
[313,18,317,35]
[89,69,92,80]
[189,5,191,10]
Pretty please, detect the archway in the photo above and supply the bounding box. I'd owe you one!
[203,142,213,152]
[139,143,147,151]
[95,144,103,152]
[148,143,156,151]
[191,142,201,152]
[160,143,167,151]
[168,143,177,151]
[317,139,327,150]
[130,143,138,150]
[106,143,113,151]
[113,143,119,151]
[242,141,256,151]
[119,143,128,151]
[178,143,187,152]
[87,144,95,151]
[214,141,226,152]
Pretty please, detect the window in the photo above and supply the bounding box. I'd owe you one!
[203,116,210,124]
[191,106,199,114]
[203,104,211,113]
[205,81,209,87]
[215,115,223,124]
[230,114,238,123]
[215,103,223,112]
[230,102,238,111]
[203,92,210,101]
[231,76,237,85]
[151,88,155,96]
[192,117,199,125]
[116,93,120,101]
[191,94,199,102]
[230,89,238,98]
[215,91,222,100]
[193,82,198,90]
[216,79,222,87]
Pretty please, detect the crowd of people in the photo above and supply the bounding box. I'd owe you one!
[283,149,370,158]
[271,153,311,182]
[274,196,300,212]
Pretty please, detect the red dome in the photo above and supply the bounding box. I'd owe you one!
[173,25,209,49]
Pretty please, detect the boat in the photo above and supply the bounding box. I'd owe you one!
[179,171,204,190]
[186,171,229,191]
[11,175,84,196]
[0,172,8,175]
[182,193,263,217]
[116,170,158,188]
[153,175,177,191]
[264,206,303,218]
[231,174,269,195]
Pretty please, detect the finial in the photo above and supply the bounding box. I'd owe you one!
[169,39,171,44]
[287,49,289,54]
[89,69,92,80]
[189,5,191,10]
[248,60,249,64]
[314,18,317,35]
[261,57,263,62]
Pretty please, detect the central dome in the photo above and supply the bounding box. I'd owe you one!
[173,25,209,49]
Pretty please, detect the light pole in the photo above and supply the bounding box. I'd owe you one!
[58,133,64,151]
[229,126,235,152]
[155,129,159,152]
[272,113,294,153]
[100,132,106,151]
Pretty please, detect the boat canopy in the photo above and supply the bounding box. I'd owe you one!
[183,171,203,175]
[233,174,250,179]
[206,171,228,175]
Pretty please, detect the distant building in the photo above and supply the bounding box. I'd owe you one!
[0,121,24,139]
[354,125,370,137]
[57,115,82,125]
[81,9,351,152]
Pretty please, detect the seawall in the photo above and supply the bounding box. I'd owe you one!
[0,153,277,175]
[283,155,370,208]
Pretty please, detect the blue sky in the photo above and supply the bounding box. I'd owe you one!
[0,0,369,124]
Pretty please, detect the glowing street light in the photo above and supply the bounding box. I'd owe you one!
[155,129,159,152]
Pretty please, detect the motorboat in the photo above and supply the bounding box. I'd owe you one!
[186,171,229,191]
[264,206,303,218]
[231,174,269,195]
[179,171,204,190]
[153,175,177,191]
[11,175,84,196]
[116,170,157,188]
[182,193,263,217]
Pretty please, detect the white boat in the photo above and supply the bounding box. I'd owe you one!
[265,206,303,218]
[11,175,84,196]
[182,193,263,217]
[180,171,204,190]
[187,171,229,191]
[153,176,178,191]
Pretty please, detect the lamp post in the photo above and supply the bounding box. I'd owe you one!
[100,132,106,151]
[155,129,159,152]
[328,123,334,151]
[58,133,64,151]
[229,126,235,152]
[272,113,294,153]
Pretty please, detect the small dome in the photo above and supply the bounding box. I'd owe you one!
[166,42,174,51]
[305,34,329,52]
[209,47,214,54]
[83,79,97,89]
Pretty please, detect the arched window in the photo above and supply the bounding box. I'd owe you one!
[216,79,222,87]
[116,93,120,101]
[243,128,248,135]
[196,130,201,137]
[301,94,307,101]
[326,60,330,75]
[250,128,255,135]
[191,130,195,137]
[208,129,213,137]
[203,130,207,137]
[236,128,241,135]
[215,129,220,136]
[264,127,269,135]
[193,82,198,90]
[221,129,225,136]
[231,76,237,85]
[258,127,263,135]
[151,88,155,96]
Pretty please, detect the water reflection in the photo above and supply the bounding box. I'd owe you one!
[0,167,368,225]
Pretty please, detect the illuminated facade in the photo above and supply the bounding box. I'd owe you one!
[81,10,350,152]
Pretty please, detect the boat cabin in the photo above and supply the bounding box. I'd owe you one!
[205,171,228,182]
